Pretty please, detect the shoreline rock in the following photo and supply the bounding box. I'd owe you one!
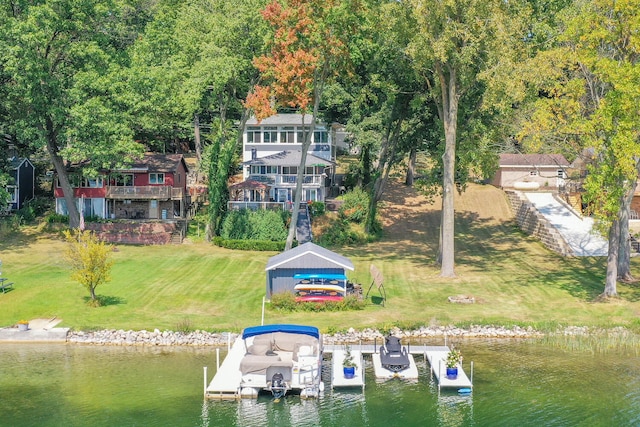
[66,325,636,347]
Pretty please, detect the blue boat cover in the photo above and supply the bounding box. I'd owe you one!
[242,324,320,340]
[293,273,347,280]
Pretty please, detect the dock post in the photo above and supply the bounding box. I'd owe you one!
[203,366,208,398]
[470,361,474,388]
[216,348,220,371]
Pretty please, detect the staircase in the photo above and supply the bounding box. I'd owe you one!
[170,220,187,244]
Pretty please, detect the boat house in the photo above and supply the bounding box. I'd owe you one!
[265,242,354,298]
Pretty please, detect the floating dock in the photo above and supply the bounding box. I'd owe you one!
[425,346,473,391]
[205,342,473,399]
[331,349,365,389]
[371,352,419,379]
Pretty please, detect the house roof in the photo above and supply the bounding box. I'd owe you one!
[116,154,189,173]
[244,151,334,167]
[246,113,320,126]
[499,153,569,167]
[9,157,32,170]
[265,242,354,271]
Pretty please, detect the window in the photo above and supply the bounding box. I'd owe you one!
[57,175,104,188]
[313,129,328,143]
[557,170,565,178]
[246,126,261,143]
[263,126,278,143]
[112,174,133,186]
[282,166,298,175]
[297,126,311,144]
[7,186,17,203]
[280,127,295,143]
[149,173,165,184]
[530,170,538,176]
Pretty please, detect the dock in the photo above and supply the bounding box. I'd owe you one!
[205,342,473,399]
[331,349,364,390]
[205,336,245,400]
[424,346,473,391]
[371,352,419,379]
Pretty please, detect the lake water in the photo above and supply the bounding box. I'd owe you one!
[1,340,638,426]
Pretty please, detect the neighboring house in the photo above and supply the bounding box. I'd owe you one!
[491,153,570,189]
[6,157,35,211]
[264,241,354,298]
[233,114,335,207]
[54,153,190,220]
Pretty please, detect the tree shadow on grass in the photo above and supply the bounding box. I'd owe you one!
[82,295,126,307]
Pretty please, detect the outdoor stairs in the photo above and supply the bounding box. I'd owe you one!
[170,220,187,244]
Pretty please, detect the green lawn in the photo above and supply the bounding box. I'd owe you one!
[1,184,639,334]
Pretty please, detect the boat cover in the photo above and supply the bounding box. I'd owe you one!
[242,324,320,340]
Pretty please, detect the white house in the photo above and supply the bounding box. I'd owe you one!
[233,114,335,206]
[491,153,570,190]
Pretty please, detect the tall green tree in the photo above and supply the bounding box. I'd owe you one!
[0,0,140,226]
[129,0,268,238]
[519,0,640,296]
[408,0,531,277]
[246,0,358,250]
[0,0,143,227]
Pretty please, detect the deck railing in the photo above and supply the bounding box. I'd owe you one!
[106,186,184,200]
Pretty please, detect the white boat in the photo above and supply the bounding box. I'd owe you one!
[238,324,324,399]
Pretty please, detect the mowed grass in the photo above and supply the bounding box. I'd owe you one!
[1,183,640,334]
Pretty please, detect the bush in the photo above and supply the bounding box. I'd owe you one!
[45,213,69,224]
[308,201,325,217]
[316,218,371,247]
[270,293,365,312]
[212,237,286,251]
[338,187,369,223]
[220,209,287,241]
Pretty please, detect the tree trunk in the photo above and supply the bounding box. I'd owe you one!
[46,117,79,228]
[438,63,458,278]
[194,113,202,165]
[285,113,314,250]
[405,147,416,186]
[603,219,620,297]
[617,181,636,282]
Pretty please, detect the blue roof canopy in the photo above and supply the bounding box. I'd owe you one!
[293,273,347,280]
[242,324,320,340]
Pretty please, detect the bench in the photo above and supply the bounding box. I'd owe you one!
[0,281,13,293]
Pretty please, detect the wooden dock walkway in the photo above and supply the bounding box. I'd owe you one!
[205,336,244,400]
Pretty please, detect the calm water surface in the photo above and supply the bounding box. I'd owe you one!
[0,340,638,427]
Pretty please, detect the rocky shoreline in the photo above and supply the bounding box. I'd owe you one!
[64,324,629,346]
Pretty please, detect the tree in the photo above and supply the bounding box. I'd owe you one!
[245,0,357,250]
[64,230,114,306]
[128,0,269,238]
[519,0,640,296]
[408,0,531,277]
[0,0,143,228]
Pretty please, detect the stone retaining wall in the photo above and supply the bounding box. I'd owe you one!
[85,222,177,245]
[505,190,573,256]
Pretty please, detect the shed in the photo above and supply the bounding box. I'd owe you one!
[265,242,354,298]
[8,157,35,211]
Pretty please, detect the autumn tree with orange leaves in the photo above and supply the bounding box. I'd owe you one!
[245,0,359,250]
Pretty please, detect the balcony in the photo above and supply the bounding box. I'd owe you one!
[106,186,184,200]
[276,175,323,186]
